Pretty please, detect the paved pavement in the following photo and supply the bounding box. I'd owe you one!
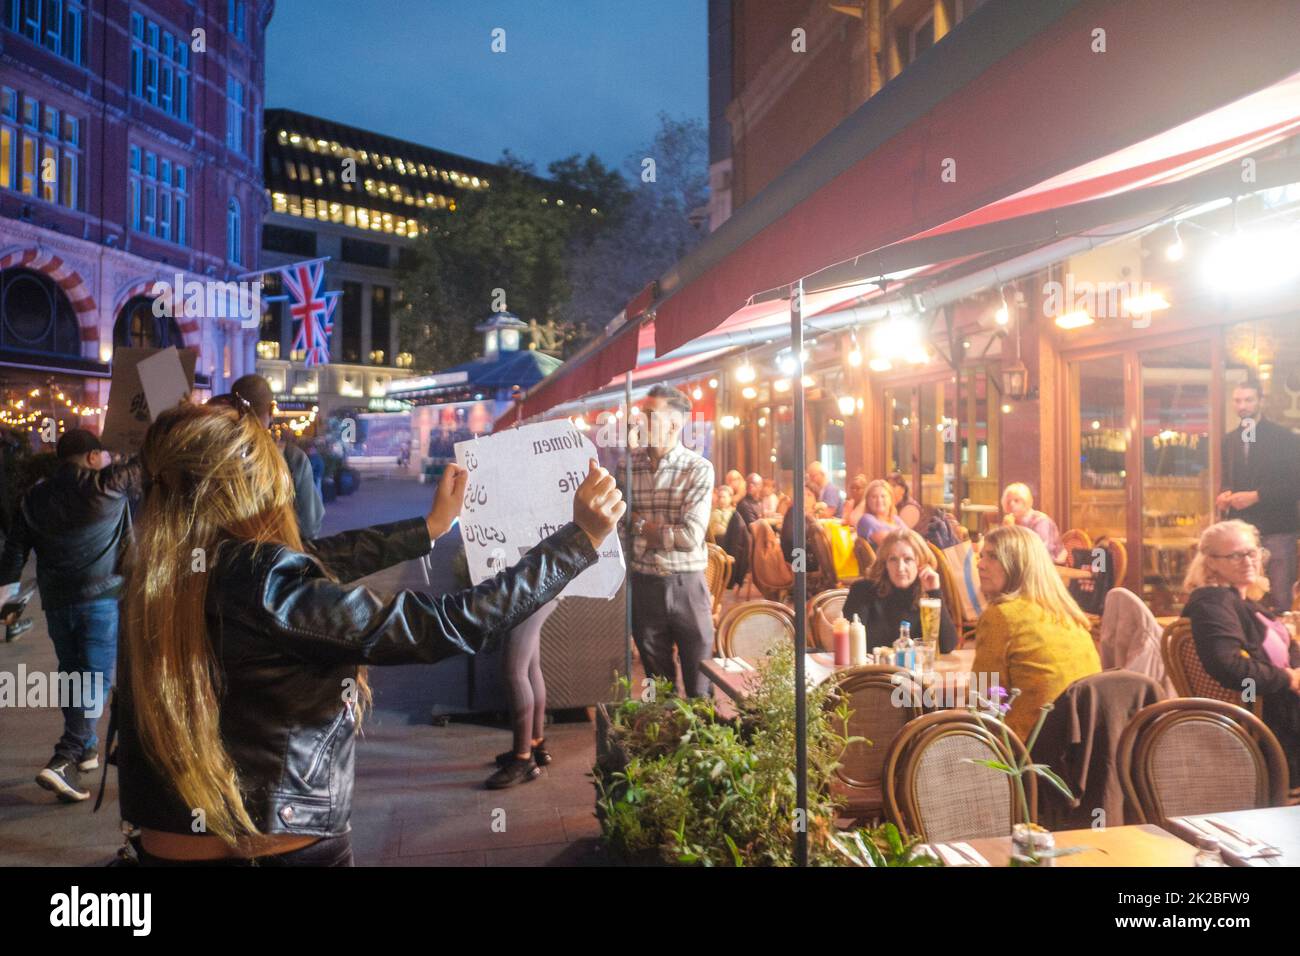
[0,473,613,866]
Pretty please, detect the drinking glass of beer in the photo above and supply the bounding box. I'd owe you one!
[919,597,942,648]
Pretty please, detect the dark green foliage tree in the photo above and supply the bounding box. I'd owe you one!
[397,153,575,371]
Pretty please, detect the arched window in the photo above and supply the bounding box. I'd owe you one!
[227,198,242,265]
[114,296,184,349]
[0,268,81,356]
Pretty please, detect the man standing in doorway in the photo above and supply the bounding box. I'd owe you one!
[807,460,843,518]
[625,384,716,697]
[1218,379,1300,610]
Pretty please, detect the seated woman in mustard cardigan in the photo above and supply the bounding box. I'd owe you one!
[971,525,1101,741]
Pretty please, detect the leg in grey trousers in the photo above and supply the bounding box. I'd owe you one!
[631,571,715,697]
[1262,532,1298,612]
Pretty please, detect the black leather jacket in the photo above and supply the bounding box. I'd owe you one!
[0,458,141,609]
[116,517,598,837]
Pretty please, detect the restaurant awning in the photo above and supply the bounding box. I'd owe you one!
[652,0,1300,357]
[497,0,1300,426]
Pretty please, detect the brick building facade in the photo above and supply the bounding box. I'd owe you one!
[0,0,272,435]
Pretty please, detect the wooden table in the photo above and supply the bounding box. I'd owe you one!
[701,648,976,706]
[962,824,1199,867]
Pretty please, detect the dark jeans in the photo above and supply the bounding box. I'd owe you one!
[44,597,118,762]
[137,832,354,867]
[630,571,715,697]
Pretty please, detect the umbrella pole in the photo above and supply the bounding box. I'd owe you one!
[624,371,634,685]
[792,280,808,868]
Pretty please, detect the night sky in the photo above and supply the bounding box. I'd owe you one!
[265,0,707,174]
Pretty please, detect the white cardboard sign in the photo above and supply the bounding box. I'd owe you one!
[454,420,624,600]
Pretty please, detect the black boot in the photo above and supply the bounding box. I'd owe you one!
[485,755,540,789]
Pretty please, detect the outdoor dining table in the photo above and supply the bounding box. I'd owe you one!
[955,824,1200,867]
[701,648,976,706]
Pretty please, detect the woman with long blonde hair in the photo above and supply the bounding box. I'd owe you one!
[1182,520,1300,776]
[116,402,623,865]
[971,525,1100,740]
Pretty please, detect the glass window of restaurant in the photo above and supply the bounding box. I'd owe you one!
[885,369,999,528]
[1066,333,1256,615]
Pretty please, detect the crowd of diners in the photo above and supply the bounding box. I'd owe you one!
[708,449,1299,777]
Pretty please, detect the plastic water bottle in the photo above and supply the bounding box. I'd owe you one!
[894,621,915,670]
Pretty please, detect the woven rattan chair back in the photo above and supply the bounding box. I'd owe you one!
[828,666,923,810]
[883,710,1036,844]
[1117,698,1288,827]
[808,588,848,652]
[715,599,795,661]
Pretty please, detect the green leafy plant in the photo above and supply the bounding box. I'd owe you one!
[963,687,1088,865]
[593,640,878,866]
[828,822,941,867]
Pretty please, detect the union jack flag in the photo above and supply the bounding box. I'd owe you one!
[283,260,335,367]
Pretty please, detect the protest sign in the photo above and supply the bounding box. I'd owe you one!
[454,420,624,600]
[100,347,197,453]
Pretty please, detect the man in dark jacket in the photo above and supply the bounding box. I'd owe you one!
[231,374,324,539]
[1218,380,1300,610]
[0,429,141,801]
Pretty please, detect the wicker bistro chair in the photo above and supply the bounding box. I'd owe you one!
[827,665,924,824]
[926,541,976,646]
[1062,528,1093,554]
[808,588,848,652]
[883,710,1038,844]
[1160,618,1263,717]
[704,544,734,625]
[1117,698,1290,828]
[715,599,795,661]
[749,519,794,603]
[852,537,876,579]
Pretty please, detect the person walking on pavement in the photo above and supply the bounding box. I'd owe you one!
[624,384,716,697]
[224,374,324,540]
[1218,379,1300,611]
[0,429,141,802]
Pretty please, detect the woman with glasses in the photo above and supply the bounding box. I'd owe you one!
[842,528,957,654]
[1183,520,1300,776]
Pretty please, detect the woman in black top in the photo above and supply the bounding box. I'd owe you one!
[843,527,957,653]
[1183,520,1300,777]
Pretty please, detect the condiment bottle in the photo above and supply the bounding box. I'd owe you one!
[832,616,851,667]
[849,614,868,666]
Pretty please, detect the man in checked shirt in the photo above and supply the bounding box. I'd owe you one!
[623,384,716,697]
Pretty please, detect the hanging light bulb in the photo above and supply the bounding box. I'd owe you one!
[837,395,856,416]
[692,386,703,401]
[735,360,756,384]
[741,386,757,400]
[773,378,790,393]
[801,374,814,388]
[708,378,718,389]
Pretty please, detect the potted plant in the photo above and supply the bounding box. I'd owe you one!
[592,640,875,866]
[963,687,1088,866]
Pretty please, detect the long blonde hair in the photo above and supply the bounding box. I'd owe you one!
[1182,519,1267,598]
[121,403,331,845]
[982,524,1089,630]
[866,528,935,605]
